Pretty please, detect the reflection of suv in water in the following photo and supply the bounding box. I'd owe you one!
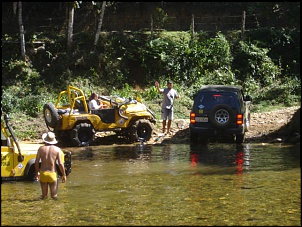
[189,85,252,144]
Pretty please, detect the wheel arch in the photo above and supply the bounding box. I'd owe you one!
[24,159,37,181]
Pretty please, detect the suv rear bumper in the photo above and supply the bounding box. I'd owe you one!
[189,124,245,135]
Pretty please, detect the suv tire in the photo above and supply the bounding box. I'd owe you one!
[209,104,235,128]
[70,123,95,147]
[236,134,245,144]
[190,132,199,143]
[43,102,60,128]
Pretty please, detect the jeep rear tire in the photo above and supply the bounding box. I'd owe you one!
[43,102,60,128]
[209,104,235,128]
[70,123,95,147]
[128,119,153,142]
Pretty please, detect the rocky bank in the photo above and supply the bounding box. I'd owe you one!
[150,106,300,145]
[18,106,300,145]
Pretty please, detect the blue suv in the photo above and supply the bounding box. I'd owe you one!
[189,85,252,144]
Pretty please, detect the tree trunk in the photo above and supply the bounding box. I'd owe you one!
[241,11,246,41]
[67,4,74,51]
[18,1,26,61]
[94,1,106,48]
[13,2,17,15]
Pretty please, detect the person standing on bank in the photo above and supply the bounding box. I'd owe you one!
[155,80,180,135]
[35,132,66,199]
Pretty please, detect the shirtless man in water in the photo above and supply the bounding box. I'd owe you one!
[35,132,66,199]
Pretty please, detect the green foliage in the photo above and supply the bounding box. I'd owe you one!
[1,30,300,133]
[2,86,52,117]
[232,41,281,90]
[5,113,41,140]
[2,59,43,89]
[247,27,300,78]
[251,76,301,106]
[203,68,236,86]
[1,88,19,114]
[143,86,160,101]
[200,32,233,71]
[152,7,169,29]
[110,83,135,98]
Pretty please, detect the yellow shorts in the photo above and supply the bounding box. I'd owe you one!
[40,171,57,183]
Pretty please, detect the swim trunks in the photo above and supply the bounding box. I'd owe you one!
[40,171,57,183]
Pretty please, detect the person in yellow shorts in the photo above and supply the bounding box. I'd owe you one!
[39,171,57,183]
[35,132,66,199]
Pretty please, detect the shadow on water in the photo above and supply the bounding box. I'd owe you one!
[74,142,154,161]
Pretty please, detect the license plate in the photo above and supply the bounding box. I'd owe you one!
[195,117,208,122]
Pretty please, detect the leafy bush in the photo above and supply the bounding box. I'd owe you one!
[1,30,300,137]
[232,41,281,92]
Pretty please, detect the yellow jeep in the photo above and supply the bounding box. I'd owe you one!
[43,85,157,147]
[1,113,72,181]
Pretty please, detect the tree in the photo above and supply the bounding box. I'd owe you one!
[67,2,75,52]
[94,1,106,49]
[17,1,26,60]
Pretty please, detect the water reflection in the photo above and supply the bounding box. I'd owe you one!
[189,143,251,176]
[1,143,300,226]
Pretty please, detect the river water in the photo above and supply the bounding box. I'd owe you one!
[1,142,300,226]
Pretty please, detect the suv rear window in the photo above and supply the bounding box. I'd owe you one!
[194,93,237,110]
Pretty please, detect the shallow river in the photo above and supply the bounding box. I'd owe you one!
[1,142,300,226]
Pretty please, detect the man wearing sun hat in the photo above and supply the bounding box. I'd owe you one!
[35,131,66,199]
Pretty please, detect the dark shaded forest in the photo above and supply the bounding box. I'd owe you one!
[1,2,300,114]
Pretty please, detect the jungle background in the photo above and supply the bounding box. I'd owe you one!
[1,2,301,140]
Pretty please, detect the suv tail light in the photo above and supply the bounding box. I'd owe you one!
[190,112,196,124]
[236,114,243,125]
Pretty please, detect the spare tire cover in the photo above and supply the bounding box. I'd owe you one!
[43,102,60,128]
[209,104,235,128]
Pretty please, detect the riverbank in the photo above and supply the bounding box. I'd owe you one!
[150,106,300,144]
[18,106,300,146]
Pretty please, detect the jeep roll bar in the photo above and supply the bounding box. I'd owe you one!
[3,114,24,162]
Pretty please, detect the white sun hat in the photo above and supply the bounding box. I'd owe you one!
[42,132,58,144]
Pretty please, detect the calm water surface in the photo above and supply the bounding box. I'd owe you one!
[1,142,300,226]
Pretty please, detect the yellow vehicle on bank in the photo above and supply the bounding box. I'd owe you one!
[43,85,157,147]
[1,113,72,181]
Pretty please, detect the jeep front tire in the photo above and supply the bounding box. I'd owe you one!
[128,119,153,142]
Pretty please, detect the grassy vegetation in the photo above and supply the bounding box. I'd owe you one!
[2,29,300,141]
